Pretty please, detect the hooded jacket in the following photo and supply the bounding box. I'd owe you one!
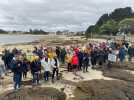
[71,55,79,65]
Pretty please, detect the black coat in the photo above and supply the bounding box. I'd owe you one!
[128,47,134,56]
[12,60,23,75]
[31,60,41,73]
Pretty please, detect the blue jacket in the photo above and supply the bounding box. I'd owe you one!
[119,48,126,60]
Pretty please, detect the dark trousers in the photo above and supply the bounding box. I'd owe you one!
[52,68,59,81]
[91,58,97,66]
[32,72,39,84]
[128,55,132,62]
[67,63,72,72]
[44,71,50,81]
[23,71,27,79]
[83,63,88,72]
[13,73,22,90]
[61,56,65,63]
[78,61,82,70]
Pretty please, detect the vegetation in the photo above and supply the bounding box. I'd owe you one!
[28,29,49,35]
[119,18,134,34]
[85,7,134,37]
[0,29,8,34]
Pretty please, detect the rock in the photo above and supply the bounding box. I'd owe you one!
[102,68,134,82]
[108,63,134,71]
[73,80,134,100]
[0,87,66,100]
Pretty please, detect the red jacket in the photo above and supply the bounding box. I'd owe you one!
[71,55,79,65]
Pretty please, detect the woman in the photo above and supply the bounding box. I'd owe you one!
[71,53,79,75]
[65,52,72,72]
[51,56,60,83]
[31,56,41,85]
[41,57,51,81]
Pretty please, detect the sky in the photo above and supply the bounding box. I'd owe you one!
[0,0,134,32]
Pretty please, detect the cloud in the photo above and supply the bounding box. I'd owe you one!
[0,0,133,31]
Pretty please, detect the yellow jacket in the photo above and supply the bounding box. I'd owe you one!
[48,52,56,59]
[65,54,72,63]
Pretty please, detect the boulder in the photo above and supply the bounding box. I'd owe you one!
[73,80,134,100]
[0,87,66,100]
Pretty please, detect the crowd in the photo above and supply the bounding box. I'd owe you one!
[0,40,134,90]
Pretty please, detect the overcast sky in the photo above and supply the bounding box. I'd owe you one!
[0,0,134,32]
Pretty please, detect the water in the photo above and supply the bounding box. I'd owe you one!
[0,34,44,45]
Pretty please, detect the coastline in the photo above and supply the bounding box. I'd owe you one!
[0,35,107,54]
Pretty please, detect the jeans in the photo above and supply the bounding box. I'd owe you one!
[0,65,5,77]
[32,72,39,84]
[44,71,50,81]
[13,73,22,90]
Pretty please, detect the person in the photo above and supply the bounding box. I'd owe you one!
[128,46,134,62]
[71,53,79,75]
[1,50,8,72]
[11,57,23,90]
[60,48,66,64]
[0,57,5,79]
[22,59,29,79]
[119,46,126,63]
[78,50,83,71]
[51,56,60,83]
[41,57,51,81]
[65,52,72,72]
[2,50,14,71]
[82,52,89,73]
[56,47,61,60]
[31,56,41,85]
[32,46,38,55]
[98,49,105,66]
[103,48,109,63]
[38,46,43,58]
[91,48,97,68]
[26,50,33,62]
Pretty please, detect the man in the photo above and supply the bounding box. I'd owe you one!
[82,52,89,73]
[2,49,14,71]
[60,48,66,64]
[128,46,134,62]
[119,46,126,63]
[91,48,98,69]
[56,47,61,60]
[11,57,23,90]
[78,50,83,71]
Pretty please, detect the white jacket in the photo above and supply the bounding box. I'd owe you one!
[41,58,52,72]
[51,58,60,69]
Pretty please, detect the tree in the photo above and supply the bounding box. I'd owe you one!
[85,25,100,38]
[100,20,119,35]
[119,18,134,34]
[85,6,134,36]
